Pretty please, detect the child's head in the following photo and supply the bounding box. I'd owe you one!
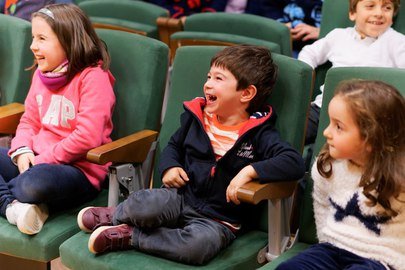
[207,45,278,115]
[31,4,110,81]
[318,79,405,216]
[349,0,400,38]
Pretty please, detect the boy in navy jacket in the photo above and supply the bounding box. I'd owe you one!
[77,45,305,265]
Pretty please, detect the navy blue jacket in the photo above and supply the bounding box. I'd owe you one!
[159,98,305,224]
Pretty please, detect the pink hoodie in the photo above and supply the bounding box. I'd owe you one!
[10,65,115,190]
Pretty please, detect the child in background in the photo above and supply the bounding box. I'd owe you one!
[299,0,405,145]
[77,45,305,265]
[277,80,405,269]
[0,0,73,21]
[0,4,115,235]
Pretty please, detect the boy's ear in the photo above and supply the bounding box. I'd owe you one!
[241,85,257,103]
[349,11,356,21]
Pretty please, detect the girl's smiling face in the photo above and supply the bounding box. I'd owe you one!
[30,16,67,72]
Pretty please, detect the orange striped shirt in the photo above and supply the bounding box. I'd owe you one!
[203,110,247,160]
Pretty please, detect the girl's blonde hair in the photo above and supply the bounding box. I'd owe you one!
[317,79,405,217]
[31,4,110,82]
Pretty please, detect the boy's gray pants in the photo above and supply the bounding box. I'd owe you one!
[113,188,236,265]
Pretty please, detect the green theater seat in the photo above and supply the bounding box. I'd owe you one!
[0,14,32,105]
[0,29,169,269]
[78,0,169,39]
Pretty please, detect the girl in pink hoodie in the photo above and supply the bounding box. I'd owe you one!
[0,3,115,235]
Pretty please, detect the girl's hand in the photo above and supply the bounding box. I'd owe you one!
[226,165,257,205]
[16,153,35,174]
[162,167,189,188]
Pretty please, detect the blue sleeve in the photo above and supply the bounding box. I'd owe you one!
[158,110,192,178]
[0,0,5,13]
[251,126,305,182]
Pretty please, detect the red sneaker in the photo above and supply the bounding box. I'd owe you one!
[88,224,134,254]
[77,206,115,233]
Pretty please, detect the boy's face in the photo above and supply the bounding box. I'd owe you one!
[204,65,244,119]
[350,0,394,38]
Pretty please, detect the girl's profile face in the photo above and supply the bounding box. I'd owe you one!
[30,16,67,73]
[323,95,371,167]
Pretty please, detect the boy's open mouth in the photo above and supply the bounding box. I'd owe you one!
[206,94,217,102]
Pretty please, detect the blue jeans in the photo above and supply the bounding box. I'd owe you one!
[0,147,98,216]
[276,242,387,270]
[113,188,236,265]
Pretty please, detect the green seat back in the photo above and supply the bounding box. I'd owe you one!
[259,66,405,270]
[318,0,352,39]
[79,0,169,39]
[0,14,32,105]
[59,45,313,270]
[171,13,291,56]
[96,29,169,139]
[393,1,405,34]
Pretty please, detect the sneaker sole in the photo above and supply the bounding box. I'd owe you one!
[17,204,48,235]
[88,225,113,254]
[77,206,95,233]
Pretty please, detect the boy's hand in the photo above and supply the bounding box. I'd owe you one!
[226,165,258,205]
[16,153,35,174]
[290,23,320,41]
[162,167,189,188]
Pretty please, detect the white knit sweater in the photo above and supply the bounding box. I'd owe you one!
[312,159,405,270]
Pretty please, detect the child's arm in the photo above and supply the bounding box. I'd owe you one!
[162,167,189,188]
[158,110,192,184]
[10,78,42,155]
[226,165,257,205]
[249,127,305,183]
[298,30,334,69]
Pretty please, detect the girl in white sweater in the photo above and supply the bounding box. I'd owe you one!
[277,79,405,270]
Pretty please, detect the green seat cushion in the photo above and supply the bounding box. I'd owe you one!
[60,230,267,270]
[0,190,108,262]
[171,32,281,54]
[258,242,311,270]
[90,17,159,39]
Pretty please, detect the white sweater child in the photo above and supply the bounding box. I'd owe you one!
[312,159,405,270]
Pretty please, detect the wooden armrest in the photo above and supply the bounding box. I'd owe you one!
[0,103,25,134]
[87,129,158,165]
[237,180,297,205]
[92,22,147,36]
[157,17,184,63]
[157,17,183,45]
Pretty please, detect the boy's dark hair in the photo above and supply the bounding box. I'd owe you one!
[349,0,400,15]
[31,4,110,82]
[210,45,278,114]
